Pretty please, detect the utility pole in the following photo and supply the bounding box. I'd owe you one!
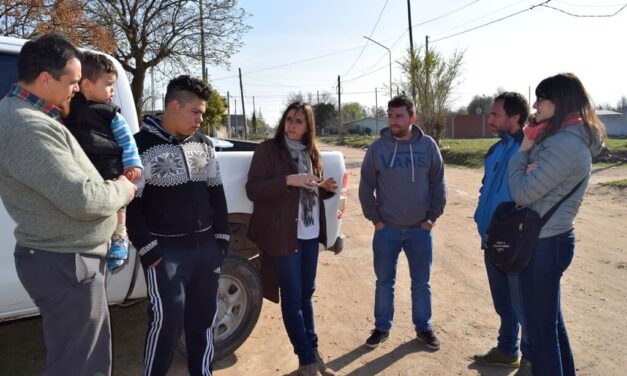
[317,90,320,104]
[227,91,231,138]
[363,36,392,100]
[252,96,257,135]
[337,75,343,144]
[234,98,238,138]
[375,87,379,135]
[407,0,416,102]
[199,0,206,83]
[425,35,430,112]
[150,66,155,112]
[238,68,247,140]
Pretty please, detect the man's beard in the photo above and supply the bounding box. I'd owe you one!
[390,125,409,137]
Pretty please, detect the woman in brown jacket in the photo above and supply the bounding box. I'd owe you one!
[246,102,337,376]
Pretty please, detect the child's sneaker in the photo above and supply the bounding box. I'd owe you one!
[107,256,125,271]
[107,226,129,271]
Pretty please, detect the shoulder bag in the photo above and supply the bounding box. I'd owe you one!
[486,178,584,272]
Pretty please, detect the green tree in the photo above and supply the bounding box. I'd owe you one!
[202,87,227,136]
[85,0,250,123]
[313,102,337,135]
[466,95,494,115]
[342,102,364,122]
[401,47,464,144]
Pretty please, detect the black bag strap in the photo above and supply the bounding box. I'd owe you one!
[539,178,586,226]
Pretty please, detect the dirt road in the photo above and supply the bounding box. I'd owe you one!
[1,143,625,375]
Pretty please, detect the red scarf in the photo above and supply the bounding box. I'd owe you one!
[523,112,582,140]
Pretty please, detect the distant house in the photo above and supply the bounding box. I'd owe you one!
[445,114,487,138]
[224,114,246,137]
[598,108,627,137]
[347,117,389,135]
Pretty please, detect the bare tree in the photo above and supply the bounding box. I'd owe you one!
[401,47,464,144]
[85,0,250,121]
[1,0,44,37]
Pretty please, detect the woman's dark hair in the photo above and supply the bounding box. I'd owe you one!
[274,102,322,177]
[534,72,606,143]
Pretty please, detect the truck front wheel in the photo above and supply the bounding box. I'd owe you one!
[177,254,263,361]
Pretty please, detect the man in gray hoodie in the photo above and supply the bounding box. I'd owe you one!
[359,95,446,350]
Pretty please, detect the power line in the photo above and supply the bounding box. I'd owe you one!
[388,0,484,51]
[553,0,627,7]
[542,3,627,16]
[430,0,528,38]
[342,0,390,76]
[432,0,553,43]
[212,44,365,81]
[344,62,395,83]
[343,0,483,84]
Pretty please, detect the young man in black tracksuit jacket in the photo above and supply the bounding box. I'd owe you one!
[127,76,229,376]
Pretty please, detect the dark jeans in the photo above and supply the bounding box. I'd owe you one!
[267,238,320,365]
[142,238,224,376]
[513,230,576,376]
[484,252,522,358]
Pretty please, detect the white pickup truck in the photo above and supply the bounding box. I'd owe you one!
[0,36,347,360]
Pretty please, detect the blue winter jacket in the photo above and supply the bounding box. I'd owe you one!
[474,130,523,248]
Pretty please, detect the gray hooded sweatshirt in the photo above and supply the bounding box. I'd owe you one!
[359,125,447,227]
[509,122,603,238]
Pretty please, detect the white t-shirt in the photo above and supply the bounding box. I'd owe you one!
[297,189,320,240]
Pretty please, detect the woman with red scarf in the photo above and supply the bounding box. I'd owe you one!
[507,73,606,376]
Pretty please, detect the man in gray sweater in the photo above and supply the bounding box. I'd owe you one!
[359,95,446,351]
[0,33,136,376]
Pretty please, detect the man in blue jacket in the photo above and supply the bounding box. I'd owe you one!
[473,92,528,369]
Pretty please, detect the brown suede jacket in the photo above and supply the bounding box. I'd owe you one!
[246,138,334,256]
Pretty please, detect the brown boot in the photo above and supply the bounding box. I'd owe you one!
[314,349,337,376]
[297,363,322,376]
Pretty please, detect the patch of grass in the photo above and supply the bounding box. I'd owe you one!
[605,137,627,153]
[592,162,624,169]
[439,138,497,168]
[319,135,374,149]
[600,178,627,189]
[319,135,627,168]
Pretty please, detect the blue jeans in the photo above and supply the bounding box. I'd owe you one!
[484,252,523,358]
[373,225,433,333]
[267,238,319,365]
[512,230,576,376]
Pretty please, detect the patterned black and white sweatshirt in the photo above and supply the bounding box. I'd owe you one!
[127,116,229,267]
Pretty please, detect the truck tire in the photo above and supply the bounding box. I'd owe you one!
[177,254,263,361]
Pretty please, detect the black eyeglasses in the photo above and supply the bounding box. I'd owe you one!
[536,96,551,103]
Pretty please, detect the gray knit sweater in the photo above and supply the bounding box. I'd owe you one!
[0,96,131,255]
[508,123,603,239]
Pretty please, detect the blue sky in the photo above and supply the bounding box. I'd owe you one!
[204,0,627,127]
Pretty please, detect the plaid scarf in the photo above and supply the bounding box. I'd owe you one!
[285,136,317,226]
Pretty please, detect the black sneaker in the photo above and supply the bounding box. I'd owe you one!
[365,329,389,348]
[416,330,440,350]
